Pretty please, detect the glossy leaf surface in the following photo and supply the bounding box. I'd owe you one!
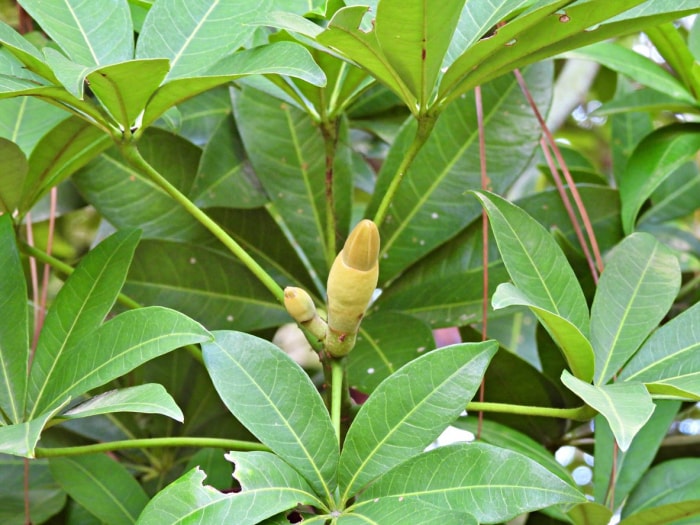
[136,0,267,80]
[561,371,655,451]
[619,124,700,233]
[49,453,149,525]
[62,384,184,422]
[19,0,133,66]
[367,63,551,282]
[202,331,338,500]
[135,467,307,525]
[124,240,289,331]
[592,233,681,385]
[347,311,436,394]
[359,442,585,523]
[27,228,141,417]
[474,190,594,381]
[620,302,700,399]
[33,307,209,416]
[622,457,700,516]
[0,214,28,424]
[339,341,498,499]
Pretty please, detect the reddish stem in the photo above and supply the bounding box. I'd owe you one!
[540,138,599,284]
[475,85,489,439]
[513,69,604,281]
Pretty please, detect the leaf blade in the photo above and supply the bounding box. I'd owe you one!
[0,214,29,423]
[592,233,681,385]
[561,371,655,451]
[63,384,184,422]
[339,341,498,500]
[358,442,585,523]
[49,453,149,525]
[202,330,339,500]
[27,228,141,418]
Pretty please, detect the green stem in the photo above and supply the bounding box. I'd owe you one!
[35,437,270,458]
[330,357,344,443]
[119,142,284,304]
[320,118,339,265]
[372,115,436,226]
[466,402,594,421]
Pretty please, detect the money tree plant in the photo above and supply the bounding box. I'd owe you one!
[0,0,699,524]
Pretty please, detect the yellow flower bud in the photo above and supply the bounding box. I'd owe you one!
[325,220,379,356]
[284,287,327,342]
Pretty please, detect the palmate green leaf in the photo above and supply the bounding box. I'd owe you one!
[358,442,585,523]
[0,403,68,457]
[87,59,170,130]
[0,97,68,156]
[27,228,141,418]
[142,41,326,128]
[49,454,149,525]
[619,123,700,233]
[622,458,700,520]
[453,417,575,485]
[339,498,476,524]
[19,115,112,213]
[566,42,696,105]
[234,86,335,276]
[377,185,621,329]
[202,331,338,500]
[191,117,267,209]
[0,137,27,213]
[62,384,184,422]
[136,0,269,81]
[0,456,65,524]
[474,191,594,382]
[366,62,551,283]
[0,215,28,425]
[31,307,210,417]
[561,371,654,451]
[592,233,681,386]
[620,302,700,400]
[73,129,209,241]
[124,239,290,331]
[136,467,311,525]
[339,341,498,501]
[592,400,680,509]
[347,311,436,394]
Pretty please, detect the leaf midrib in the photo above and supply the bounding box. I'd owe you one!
[341,350,483,501]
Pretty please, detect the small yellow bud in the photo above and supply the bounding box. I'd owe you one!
[284,287,327,342]
[284,287,316,323]
[326,220,380,356]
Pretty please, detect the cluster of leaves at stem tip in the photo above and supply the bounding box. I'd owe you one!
[0,0,699,524]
